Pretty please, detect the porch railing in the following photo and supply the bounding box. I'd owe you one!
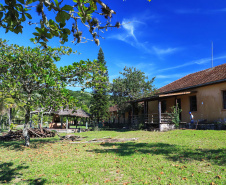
[131,113,172,124]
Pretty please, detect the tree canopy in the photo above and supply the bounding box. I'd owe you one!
[0,0,120,47]
[111,67,156,114]
[0,39,105,145]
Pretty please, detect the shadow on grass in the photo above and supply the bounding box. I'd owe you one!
[87,142,226,166]
[26,178,47,185]
[0,137,59,151]
[0,162,47,184]
[99,128,134,132]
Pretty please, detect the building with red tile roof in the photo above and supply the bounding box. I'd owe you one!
[109,63,226,131]
[158,63,226,94]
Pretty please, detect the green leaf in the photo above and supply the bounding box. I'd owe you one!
[32,32,40,36]
[14,25,23,34]
[61,5,73,11]
[55,11,70,23]
[26,0,34,5]
[25,13,32,19]
[54,0,59,7]
[18,0,25,4]
[0,12,3,19]
[0,5,5,11]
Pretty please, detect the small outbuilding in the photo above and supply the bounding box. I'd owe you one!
[31,107,90,129]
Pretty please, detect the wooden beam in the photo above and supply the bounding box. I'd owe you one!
[159,91,191,98]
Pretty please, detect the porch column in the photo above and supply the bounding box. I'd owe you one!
[158,100,162,124]
[144,100,149,122]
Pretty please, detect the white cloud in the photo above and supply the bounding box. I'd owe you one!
[175,8,226,14]
[110,18,179,57]
[111,18,145,45]
[152,46,178,55]
[114,60,153,70]
[156,74,185,79]
[159,55,226,72]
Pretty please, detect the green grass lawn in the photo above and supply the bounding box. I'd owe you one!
[0,130,225,185]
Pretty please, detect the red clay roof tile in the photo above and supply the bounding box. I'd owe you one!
[158,63,226,94]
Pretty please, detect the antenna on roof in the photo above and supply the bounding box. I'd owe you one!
[211,41,213,68]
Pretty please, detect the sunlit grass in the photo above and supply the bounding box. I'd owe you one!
[0,130,225,184]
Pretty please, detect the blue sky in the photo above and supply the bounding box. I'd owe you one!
[1,0,226,90]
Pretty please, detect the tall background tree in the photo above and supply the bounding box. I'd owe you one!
[111,67,156,119]
[90,48,109,125]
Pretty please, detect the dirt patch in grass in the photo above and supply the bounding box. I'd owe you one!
[70,137,138,143]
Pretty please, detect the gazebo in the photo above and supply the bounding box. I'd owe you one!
[31,107,90,129]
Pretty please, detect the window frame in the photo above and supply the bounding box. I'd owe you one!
[223,91,226,109]
[190,95,197,112]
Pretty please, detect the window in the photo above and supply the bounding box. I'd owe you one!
[190,96,197,111]
[161,100,167,113]
[223,91,226,109]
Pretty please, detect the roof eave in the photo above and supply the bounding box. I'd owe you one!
[158,78,226,95]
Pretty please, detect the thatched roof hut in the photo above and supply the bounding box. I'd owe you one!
[31,107,90,118]
[31,107,90,129]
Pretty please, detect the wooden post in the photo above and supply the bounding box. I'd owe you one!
[145,100,149,123]
[88,118,90,129]
[86,117,88,129]
[61,116,63,129]
[66,116,68,130]
[158,100,162,124]
[144,101,147,127]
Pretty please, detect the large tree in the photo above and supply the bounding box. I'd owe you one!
[0,0,120,47]
[0,39,104,146]
[111,67,156,115]
[90,47,109,124]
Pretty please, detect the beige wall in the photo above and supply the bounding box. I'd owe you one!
[147,82,226,123]
[148,100,158,113]
[109,111,130,124]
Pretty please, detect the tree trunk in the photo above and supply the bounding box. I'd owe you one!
[8,108,12,131]
[23,109,30,147]
[0,115,2,130]
[29,113,32,128]
[40,112,43,128]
